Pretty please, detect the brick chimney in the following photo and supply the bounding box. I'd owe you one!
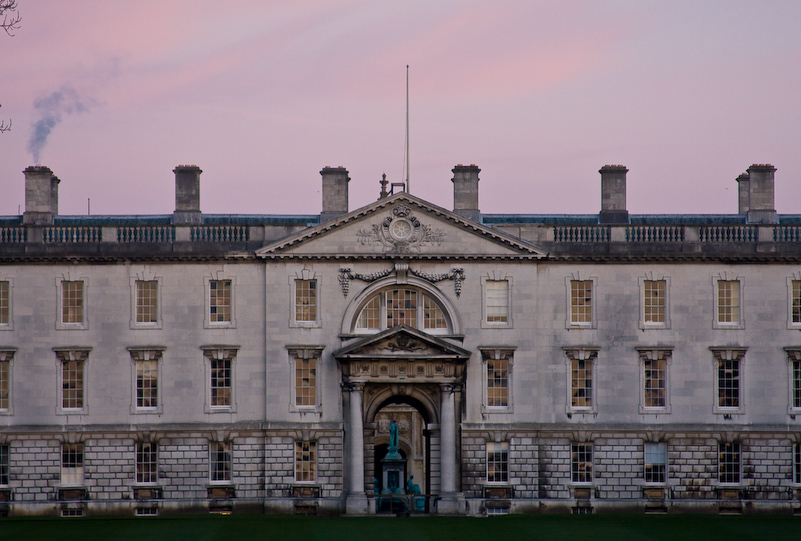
[599,165,629,224]
[320,166,350,222]
[23,165,59,225]
[736,172,750,215]
[745,164,777,224]
[173,165,203,225]
[451,164,480,221]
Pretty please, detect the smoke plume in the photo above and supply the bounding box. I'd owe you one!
[28,85,93,163]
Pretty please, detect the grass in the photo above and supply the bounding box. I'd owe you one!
[1,514,799,541]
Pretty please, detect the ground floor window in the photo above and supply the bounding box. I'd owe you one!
[644,442,667,483]
[61,443,84,486]
[295,441,316,482]
[210,441,231,482]
[486,442,509,483]
[571,442,593,483]
[718,442,741,484]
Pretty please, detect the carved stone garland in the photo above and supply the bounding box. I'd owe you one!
[338,265,465,298]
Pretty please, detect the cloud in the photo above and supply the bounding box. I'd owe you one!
[28,85,95,163]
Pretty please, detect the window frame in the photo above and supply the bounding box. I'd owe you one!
[479,347,515,414]
[287,346,324,413]
[205,275,236,329]
[644,442,668,485]
[0,278,13,330]
[717,441,741,485]
[54,348,90,415]
[711,347,746,415]
[486,441,509,484]
[481,275,513,329]
[571,442,593,485]
[128,347,165,415]
[0,443,8,486]
[135,441,159,485]
[201,346,238,413]
[0,349,15,415]
[56,276,88,330]
[564,348,599,414]
[638,275,670,330]
[130,273,162,330]
[785,348,801,415]
[793,443,801,486]
[290,270,321,328]
[565,276,597,329]
[352,285,453,335]
[712,275,744,329]
[61,442,84,487]
[209,441,232,484]
[295,440,317,483]
[637,348,672,414]
[788,276,801,330]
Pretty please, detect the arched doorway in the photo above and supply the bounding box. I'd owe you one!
[334,326,470,515]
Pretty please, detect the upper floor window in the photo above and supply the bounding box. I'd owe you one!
[639,275,670,329]
[480,347,515,413]
[291,269,321,327]
[0,349,15,413]
[135,280,158,324]
[566,275,597,329]
[638,348,672,414]
[128,347,164,414]
[713,275,744,329]
[483,278,511,327]
[354,287,451,334]
[786,348,801,414]
[711,347,746,415]
[0,280,10,327]
[788,277,801,329]
[58,279,86,328]
[55,348,90,414]
[201,347,238,413]
[209,280,232,323]
[564,348,598,414]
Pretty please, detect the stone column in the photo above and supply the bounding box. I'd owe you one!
[436,383,464,514]
[345,383,368,514]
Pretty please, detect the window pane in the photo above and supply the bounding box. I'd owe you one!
[136,280,158,323]
[717,280,740,323]
[62,281,84,324]
[487,358,508,407]
[793,280,801,324]
[295,441,316,482]
[423,294,447,329]
[62,359,84,409]
[210,358,231,406]
[386,289,417,328]
[485,280,508,323]
[486,442,509,483]
[0,359,8,410]
[295,279,317,322]
[643,280,665,323]
[356,295,380,330]
[137,360,158,409]
[794,361,801,409]
[61,443,84,485]
[209,280,232,323]
[136,442,158,484]
[718,359,739,408]
[571,443,592,483]
[295,358,316,407]
[0,281,8,324]
[718,442,740,484]
[643,358,666,408]
[571,358,592,408]
[210,442,231,482]
[571,280,592,323]
[644,442,667,483]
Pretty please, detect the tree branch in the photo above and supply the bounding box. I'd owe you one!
[0,0,21,36]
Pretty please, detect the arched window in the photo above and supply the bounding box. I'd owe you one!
[354,287,451,334]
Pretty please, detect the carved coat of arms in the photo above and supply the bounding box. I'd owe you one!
[356,205,445,253]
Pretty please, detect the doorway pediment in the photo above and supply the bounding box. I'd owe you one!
[334,326,470,384]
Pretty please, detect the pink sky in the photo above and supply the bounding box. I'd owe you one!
[1,1,800,217]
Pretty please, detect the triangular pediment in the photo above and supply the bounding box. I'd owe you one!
[256,193,546,260]
[334,326,471,362]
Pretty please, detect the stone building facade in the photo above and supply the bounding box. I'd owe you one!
[1,162,801,517]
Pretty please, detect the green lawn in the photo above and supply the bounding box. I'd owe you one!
[1,514,799,541]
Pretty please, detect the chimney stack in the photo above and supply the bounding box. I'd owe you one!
[173,165,203,225]
[23,165,59,225]
[744,164,777,224]
[320,166,350,222]
[599,165,629,224]
[451,164,480,221]
[736,172,750,215]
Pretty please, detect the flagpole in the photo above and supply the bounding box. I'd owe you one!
[406,64,410,194]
